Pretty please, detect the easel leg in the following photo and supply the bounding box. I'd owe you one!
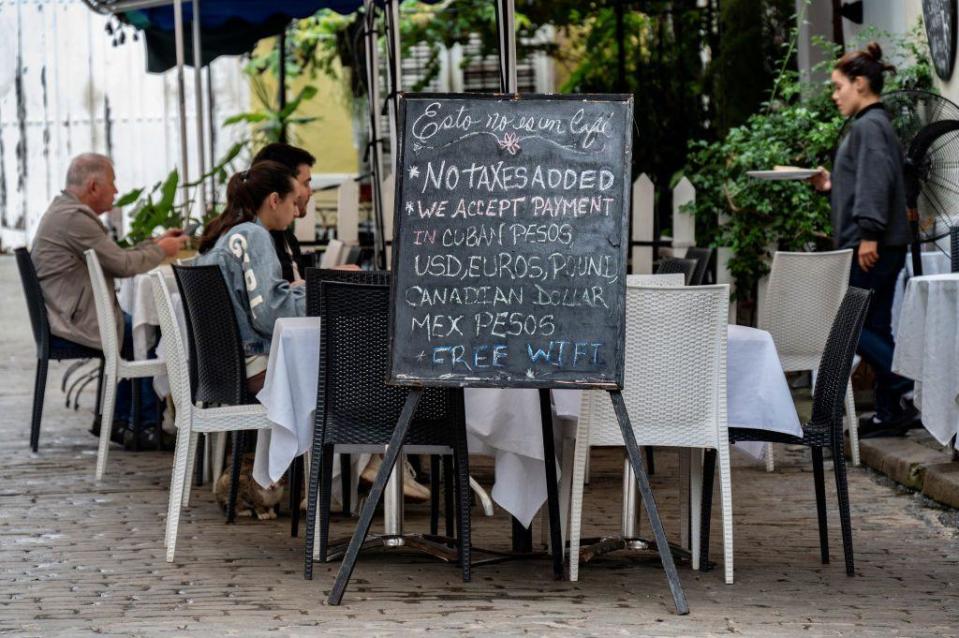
[328,389,423,606]
[609,390,689,615]
[539,388,565,579]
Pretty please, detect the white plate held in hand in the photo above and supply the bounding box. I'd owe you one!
[747,166,819,181]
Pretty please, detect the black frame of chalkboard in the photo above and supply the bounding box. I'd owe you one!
[387,92,634,390]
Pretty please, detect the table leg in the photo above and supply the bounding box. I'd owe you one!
[609,390,689,616]
[328,389,422,606]
[539,389,564,579]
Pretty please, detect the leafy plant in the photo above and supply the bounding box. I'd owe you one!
[683,20,934,305]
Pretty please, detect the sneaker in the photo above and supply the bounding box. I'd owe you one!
[858,402,920,439]
[359,455,431,502]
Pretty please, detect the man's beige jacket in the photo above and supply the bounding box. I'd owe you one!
[30,191,165,349]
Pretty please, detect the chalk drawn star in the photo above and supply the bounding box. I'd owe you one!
[405,201,414,215]
[416,350,427,362]
[526,368,535,379]
[408,165,420,179]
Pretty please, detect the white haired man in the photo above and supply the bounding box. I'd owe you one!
[31,153,188,446]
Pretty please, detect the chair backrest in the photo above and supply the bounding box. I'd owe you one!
[344,245,362,266]
[149,271,192,418]
[626,273,685,287]
[579,284,729,448]
[172,264,248,405]
[14,247,49,355]
[757,250,853,366]
[684,246,716,285]
[580,285,729,447]
[305,267,390,317]
[655,257,698,285]
[317,280,456,447]
[84,250,120,366]
[810,287,871,438]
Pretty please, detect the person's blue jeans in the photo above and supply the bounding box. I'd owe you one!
[53,312,160,428]
[849,245,913,421]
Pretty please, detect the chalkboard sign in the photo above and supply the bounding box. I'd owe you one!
[388,94,633,389]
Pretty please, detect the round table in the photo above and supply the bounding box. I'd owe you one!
[892,272,959,449]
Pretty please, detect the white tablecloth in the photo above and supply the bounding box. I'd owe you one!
[892,273,959,449]
[254,318,801,527]
[117,268,183,399]
[117,266,176,361]
[892,251,952,337]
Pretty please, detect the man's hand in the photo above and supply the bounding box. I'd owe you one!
[157,234,189,257]
[808,166,831,192]
[858,240,879,271]
[157,228,185,240]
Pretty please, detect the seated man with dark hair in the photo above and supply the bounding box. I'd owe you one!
[251,143,316,284]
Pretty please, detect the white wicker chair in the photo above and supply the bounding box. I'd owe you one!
[86,250,168,480]
[566,283,733,584]
[148,271,273,562]
[758,250,858,469]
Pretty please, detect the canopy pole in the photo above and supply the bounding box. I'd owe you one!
[173,0,190,210]
[191,0,207,222]
[496,0,517,93]
[385,0,402,178]
[363,0,386,269]
[278,27,288,143]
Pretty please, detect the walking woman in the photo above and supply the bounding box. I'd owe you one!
[810,42,917,436]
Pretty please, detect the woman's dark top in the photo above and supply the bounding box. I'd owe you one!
[831,102,911,250]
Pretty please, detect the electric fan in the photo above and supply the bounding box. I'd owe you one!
[875,90,959,274]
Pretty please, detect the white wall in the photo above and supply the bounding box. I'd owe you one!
[0,0,249,249]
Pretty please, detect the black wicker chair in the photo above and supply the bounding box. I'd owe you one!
[15,247,104,452]
[303,280,471,584]
[172,264,252,524]
[684,247,716,285]
[700,286,871,576]
[655,256,698,285]
[304,268,454,536]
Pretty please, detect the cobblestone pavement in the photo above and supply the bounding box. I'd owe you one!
[1,256,958,637]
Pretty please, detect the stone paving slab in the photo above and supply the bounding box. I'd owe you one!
[1,256,959,637]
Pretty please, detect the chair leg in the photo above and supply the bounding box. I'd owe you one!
[845,382,860,466]
[194,434,205,487]
[226,431,244,523]
[304,441,326,579]
[567,414,591,582]
[30,358,49,453]
[717,443,734,585]
[182,431,199,508]
[833,444,855,576]
[165,421,192,561]
[454,433,472,582]
[644,446,655,475]
[765,443,775,472]
[811,446,829,564]
[429,455,441,536]
[340,453,351,515]
[131,380,142,452]
[678,448,691,550]
[699,448,717,571]
[93,359,105,423]
[443,455,455,539]
[690,449,703,571]
[319,446,335,562]
[94,371,116,480]
[290,456,303,537]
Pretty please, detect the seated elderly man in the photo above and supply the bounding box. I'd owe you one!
[31,153,187,447]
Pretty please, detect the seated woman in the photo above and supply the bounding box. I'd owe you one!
[196,161,305,395]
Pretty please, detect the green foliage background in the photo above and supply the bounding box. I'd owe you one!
[684,24,934,303]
